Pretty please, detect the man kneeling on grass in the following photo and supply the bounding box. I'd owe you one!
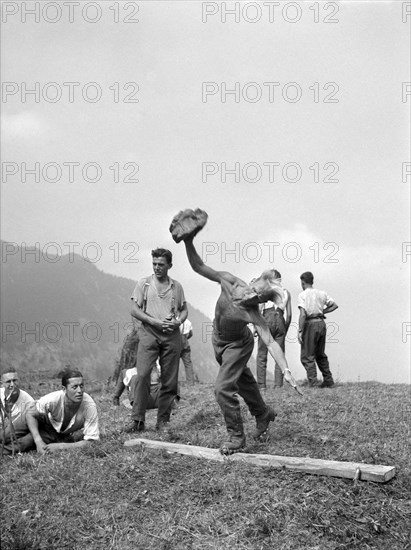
[26,369,99,454]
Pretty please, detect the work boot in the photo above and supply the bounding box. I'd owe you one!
[254,406,277,439]
[320,380,335,388]
[219,433,246,455]
[122,420,145,433]
[219,407,245,454]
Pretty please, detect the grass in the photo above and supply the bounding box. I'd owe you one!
[1,381,410,549]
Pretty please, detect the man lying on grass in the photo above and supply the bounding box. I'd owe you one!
[170,209,301,455]
[26,369,99,454]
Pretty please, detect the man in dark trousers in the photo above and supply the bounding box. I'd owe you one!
[298,271,338,387]
[124,248,188,433]
[170,209,300,454]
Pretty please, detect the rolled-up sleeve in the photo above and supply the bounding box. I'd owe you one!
[82,401,100,441]
[131,279,146,307]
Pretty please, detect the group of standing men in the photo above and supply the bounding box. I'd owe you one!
[256,270,338,392]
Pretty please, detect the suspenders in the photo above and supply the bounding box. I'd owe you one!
[142,276,177,318]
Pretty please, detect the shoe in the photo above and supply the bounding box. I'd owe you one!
[156,421,171,434]
[320,381,335,388]
[309,380,322,388]
[112,396,120,406]
[122,420,145,433]
[254,406,277,439]
[219,434,246,455]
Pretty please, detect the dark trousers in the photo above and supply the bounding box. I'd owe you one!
[256,308,286,389]
[212,328,266,436]
[1,421,34,454]
[301,319,334,385]
[131,324,181,424]
[180,345,195,384]
[129,379,162,409]
[113,369,127,399]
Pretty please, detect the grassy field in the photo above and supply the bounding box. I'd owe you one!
[1,381,410,550]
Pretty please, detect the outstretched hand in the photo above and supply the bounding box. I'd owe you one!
[284,369,304,396]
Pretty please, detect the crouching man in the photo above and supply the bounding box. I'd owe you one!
[1,369,34,455]
[26,369,99,454]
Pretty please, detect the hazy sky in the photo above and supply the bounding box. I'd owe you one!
[1,1,410,383]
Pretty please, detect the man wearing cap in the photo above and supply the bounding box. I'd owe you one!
[298,271,338,387]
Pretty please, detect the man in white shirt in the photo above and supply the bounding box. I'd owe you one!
[297,271,338,387]
[179,319,196,385]
[0,369,34,455]
[26,369,99,454]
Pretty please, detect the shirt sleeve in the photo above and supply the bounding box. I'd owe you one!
[131,278,146,307]
[34,395,51,418]
[82,400,100,441]
[324,292,334,307]
[297,291,306,310]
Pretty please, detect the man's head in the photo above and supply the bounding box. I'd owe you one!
[236,270,284,308]
[62,369,84,404]
[0,369,19,396]
[151,248,172,279]
[300,271,314,290]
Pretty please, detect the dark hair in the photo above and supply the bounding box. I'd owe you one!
[62,369,83,387]
[300,271,314,285]
[0,367,18,378]
[152,248,172,265]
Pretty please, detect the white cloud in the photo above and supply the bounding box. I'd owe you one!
[1,112,49,140]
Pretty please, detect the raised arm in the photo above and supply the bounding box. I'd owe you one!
[184,236,237,285]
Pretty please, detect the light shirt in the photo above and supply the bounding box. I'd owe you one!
[262,288,289,311]
[298,288,334,316]
[0,388,33,428]
[34,390,99,440]
[179,319,192,335]
[131,276,186,321]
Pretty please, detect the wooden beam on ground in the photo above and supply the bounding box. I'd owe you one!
[124,438,395,483]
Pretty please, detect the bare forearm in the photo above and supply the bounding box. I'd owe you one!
[48,440,93,452]
[26,413,42,443]
[298,310,306,332]
[324,303,338,314]
[184,238,203,273]
[131,304,156,326]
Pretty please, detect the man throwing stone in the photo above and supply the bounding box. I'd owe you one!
[170,209,301,454]
[124,248,188,433]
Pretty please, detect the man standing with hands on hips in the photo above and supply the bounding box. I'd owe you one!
[124,248,188,433]
[298,271,338,388]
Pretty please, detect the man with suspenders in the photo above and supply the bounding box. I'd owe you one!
[124,248,188,433]
[256,270,292,392]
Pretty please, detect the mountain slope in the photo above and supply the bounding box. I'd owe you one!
[0,241,219,381]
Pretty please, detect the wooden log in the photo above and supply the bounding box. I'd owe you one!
[124,438,396,483]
